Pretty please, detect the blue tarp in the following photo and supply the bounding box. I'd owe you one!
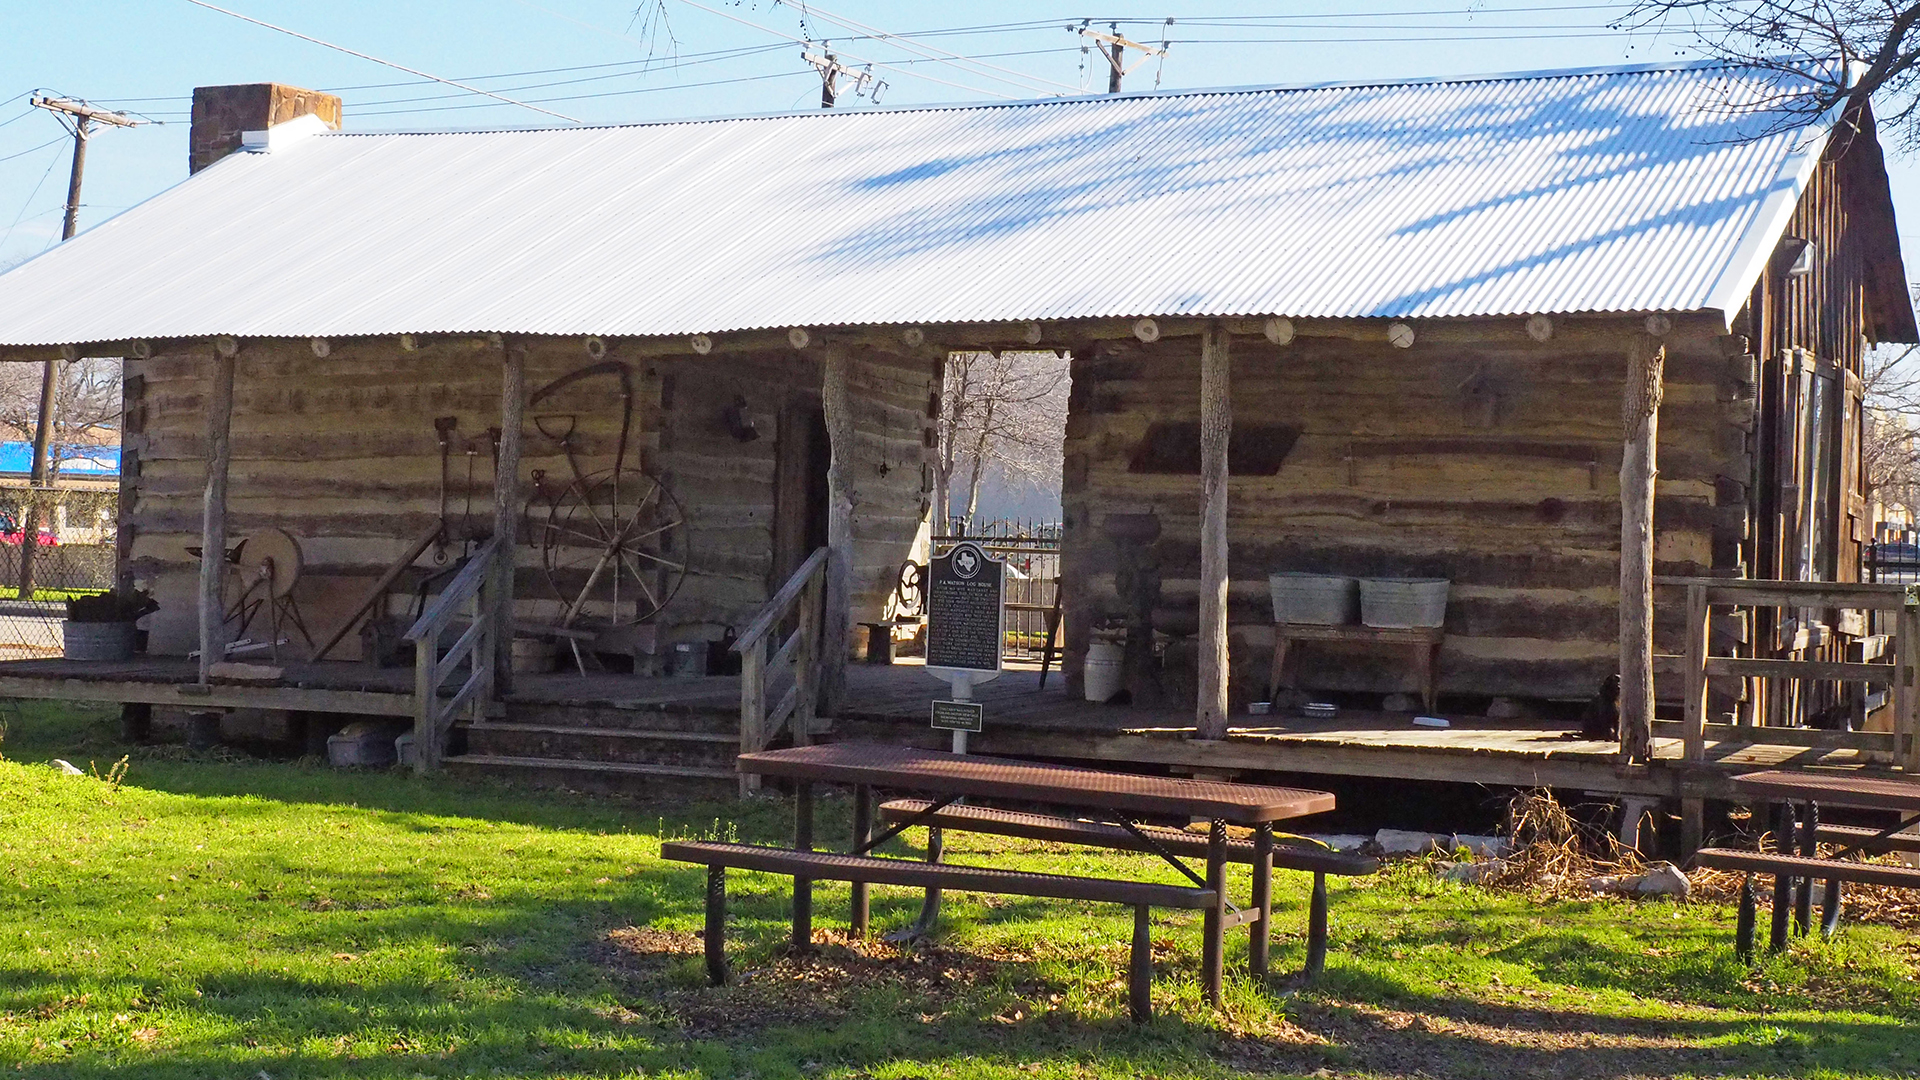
[0,441,119,477]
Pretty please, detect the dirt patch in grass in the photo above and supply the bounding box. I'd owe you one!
[1267,998,1756,1080]
[604,925,1062,1035]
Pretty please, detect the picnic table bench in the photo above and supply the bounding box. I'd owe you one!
[660,742,1341,1022]
[1693,769,1920,959]
[874,799,1378,977]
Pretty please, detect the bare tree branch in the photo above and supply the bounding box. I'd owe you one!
[930,350,1067,534]
[1621,1,1920,145]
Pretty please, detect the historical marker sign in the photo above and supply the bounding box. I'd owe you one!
[930,699,984,732]
[925,540,1004,673]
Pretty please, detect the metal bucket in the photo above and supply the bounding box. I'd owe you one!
[1359,578,1450,628]
[669,641,709,677]
[1268,573,1359,625]
[510,637,555,674]
[63,621,136,661]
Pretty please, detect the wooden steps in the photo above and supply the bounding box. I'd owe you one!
[444,753,737,792]
[442,698,742,793]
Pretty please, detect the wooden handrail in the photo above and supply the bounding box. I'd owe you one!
[1654,576,1909,611]
[736,547,829,653]
[405,537,502,773]
[1660,577,1920,779]
[735,548,828,795]
[406,538,500,642]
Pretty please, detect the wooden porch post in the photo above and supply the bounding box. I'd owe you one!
[819,344,854,717]
[1195,322,1232,740]
[197,339,237,684]
[492,338,526,698]
[1619,332,1665,763]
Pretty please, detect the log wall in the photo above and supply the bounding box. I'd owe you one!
[121,337,933,659]
[1058,315,1749,704]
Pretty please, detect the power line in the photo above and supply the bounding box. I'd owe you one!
[346,43,1085,112]
[75,6,1630,111]
[782,2,1083,96]
[0,148,63,281]
[1171,31,1623,43]
[326,42,795,94]
[179,0,585,123]
[668,0,1023,100]
[0,136,68,164]
[352,70,813,118]
[51,6,1669,124]
[345,43,799,109]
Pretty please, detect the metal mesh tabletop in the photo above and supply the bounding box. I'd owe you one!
[1731,770,1920,813]
[737,742,1335,823]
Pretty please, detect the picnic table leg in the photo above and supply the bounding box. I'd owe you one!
[1249,824,1272,979]
[705,864,728,985]
[1769,802,1793,954]
[1129,904,1153,1024]
[793,781,814,953]
[1795,801,1817,937]
[850,783,872,937]
[1734,873,1756,962]
[1202,819,1227,1006]
[1305,871,1329,980]
[1821,877,1843,938]
[905,824,945,939]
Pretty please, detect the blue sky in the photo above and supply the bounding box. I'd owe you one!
[1,1,1913,273]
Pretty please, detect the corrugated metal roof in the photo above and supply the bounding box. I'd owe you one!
[0,61,1877,345]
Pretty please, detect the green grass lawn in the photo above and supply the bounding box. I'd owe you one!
[0,586,104,603]
[1,702,1917,1080]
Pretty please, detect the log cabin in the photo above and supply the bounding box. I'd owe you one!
[0,62,1911,812]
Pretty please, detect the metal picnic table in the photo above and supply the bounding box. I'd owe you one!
[1695,770,1920,956]
[731,741,1337,1004]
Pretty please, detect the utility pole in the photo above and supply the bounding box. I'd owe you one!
[1072,23,1167,93]
[802,45,882,108]
[19,97,140,598]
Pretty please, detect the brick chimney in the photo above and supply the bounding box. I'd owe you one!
[189,83,341,174]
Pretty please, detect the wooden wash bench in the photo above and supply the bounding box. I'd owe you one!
[660,840,1215,1022]
[877,799,1379,977]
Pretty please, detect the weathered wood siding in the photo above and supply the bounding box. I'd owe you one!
[1739,121,1898,588]
[1059,317,1747,703]
[122,338,932,658]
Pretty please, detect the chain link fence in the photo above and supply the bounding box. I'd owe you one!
[0,487,117,658]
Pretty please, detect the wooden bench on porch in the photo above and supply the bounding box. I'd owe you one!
[1267,623,1445,712]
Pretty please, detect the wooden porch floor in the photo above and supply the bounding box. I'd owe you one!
[0,654,1887,799]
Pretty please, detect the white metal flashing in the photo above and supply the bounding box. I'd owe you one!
[238,113,336,155]
[1699,63,1855,328]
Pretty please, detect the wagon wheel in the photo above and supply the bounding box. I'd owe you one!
[533,467,687,627]
[886,560,926,619]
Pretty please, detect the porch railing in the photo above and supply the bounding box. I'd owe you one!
[1651,576,1918,771]
[734,546,827,794]
[404,536,501,772]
